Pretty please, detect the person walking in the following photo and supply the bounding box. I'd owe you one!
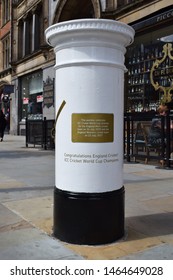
[0,109,7,141]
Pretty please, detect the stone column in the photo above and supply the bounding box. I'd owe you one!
[45,19,134,245]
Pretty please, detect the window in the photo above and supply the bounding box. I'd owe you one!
[18,20,24,59]
[2,35,10,69]
[25,15,32,56]
[33,14,40,50]
[18,5,42,59]
[2,0,10,25]
[126,24,173,112]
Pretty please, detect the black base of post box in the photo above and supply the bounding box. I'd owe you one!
[53,186,125,245]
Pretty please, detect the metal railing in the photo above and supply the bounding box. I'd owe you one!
[124,111,173,168]
[26,117,55,150]
[26,112,173,167]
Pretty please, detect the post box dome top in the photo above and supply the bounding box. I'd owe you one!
[45,18,135,48]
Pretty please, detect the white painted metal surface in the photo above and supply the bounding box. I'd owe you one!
[45,19,134,193]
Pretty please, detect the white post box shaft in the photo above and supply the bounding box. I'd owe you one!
[45,19,134,245]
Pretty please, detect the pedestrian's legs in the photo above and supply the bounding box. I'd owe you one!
[0,130,4,141]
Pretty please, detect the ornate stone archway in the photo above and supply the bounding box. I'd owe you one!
[53,0,101,24]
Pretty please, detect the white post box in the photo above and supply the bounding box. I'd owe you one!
[45,19,134,245]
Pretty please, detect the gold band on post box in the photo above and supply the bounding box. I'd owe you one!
[51,100,66,139]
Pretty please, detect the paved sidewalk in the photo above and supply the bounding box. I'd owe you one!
[0,135,173,259]
[0,135,83,260]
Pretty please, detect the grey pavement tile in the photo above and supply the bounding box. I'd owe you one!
[118,244,173,260]
[0,204,23,228]
[0,228,83,260]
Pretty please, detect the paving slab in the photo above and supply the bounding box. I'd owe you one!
[0,135,173,260]
[3,195,53,235]
[0,204,22,228]
[0,228,84,260]
[119,244,173,260]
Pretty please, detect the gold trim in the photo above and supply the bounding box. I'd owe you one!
[51,100,66,139]
[150,43,173,103]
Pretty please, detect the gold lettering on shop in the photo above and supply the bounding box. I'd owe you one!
[150,43,173,103]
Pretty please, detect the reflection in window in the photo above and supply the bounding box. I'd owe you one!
[2,36,10,69]
[126,25,173,112]
[21,71,43,121]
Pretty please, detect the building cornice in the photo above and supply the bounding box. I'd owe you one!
[102,0,172,24]
[15,0,42,21]
[0,68,12,80]
[115,0,173,24]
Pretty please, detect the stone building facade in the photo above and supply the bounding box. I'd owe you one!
[1,0,173,134]
[0,0,12,129]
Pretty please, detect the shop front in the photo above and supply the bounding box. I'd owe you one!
[19,70,43,135]
[125,7,173,112]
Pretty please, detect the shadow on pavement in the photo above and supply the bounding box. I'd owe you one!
[126,212,173,239]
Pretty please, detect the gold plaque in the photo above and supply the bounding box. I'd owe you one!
[72,113,114,143]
